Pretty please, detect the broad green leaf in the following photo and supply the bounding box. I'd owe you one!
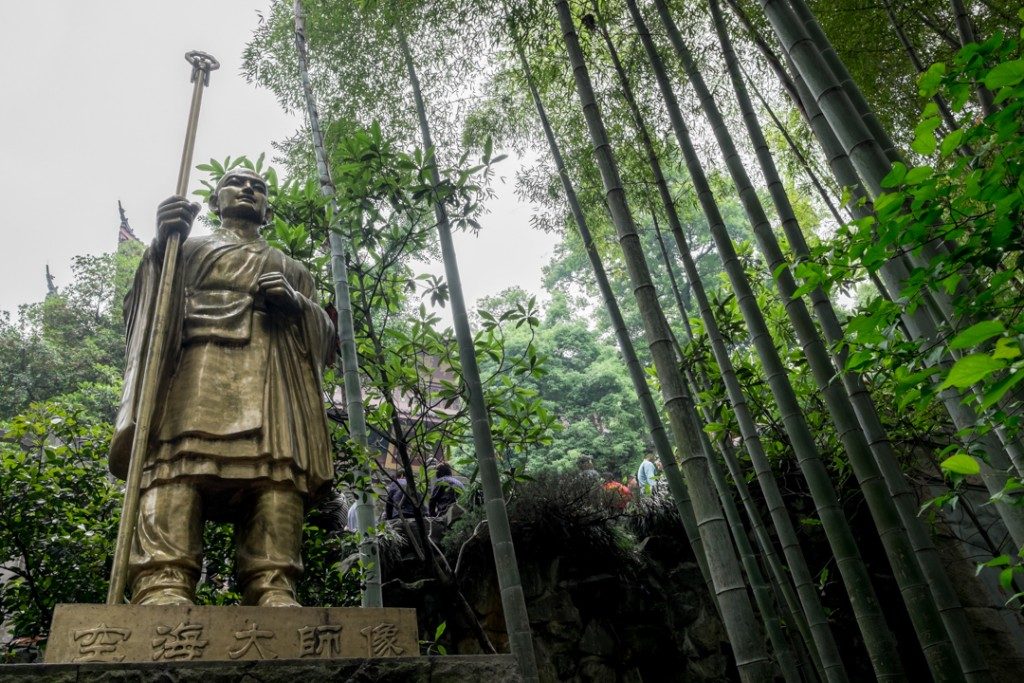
[881,162,908,188]
[979,369,1024,411]
[918,63,946,96]
[911,117,940,155]
[984,59,1024,89]
[939,129,964,157]
[904,166,934,185]
[993,337,1021,360]
[940,453,980,476]
[939,353,1006,389]
[1000,566,1020,592]
[948,320,1005,349]
[977,555,1011,576]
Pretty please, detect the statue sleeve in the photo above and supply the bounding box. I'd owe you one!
[109,243,186,479]
[294,265,335,368]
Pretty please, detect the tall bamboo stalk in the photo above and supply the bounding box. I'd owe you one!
[786,0,900,163]
[512,33,718,606]
[620,1,859,678]
[293,0,381,608]
[655,1,964,678]
[626,0,907,678]
[395,25,538,682]
[756,0,1024,545]
[787,0,966,300]
[656,221,825,682]
[949,0,996,115]
[702,427,801,682]
[553,2,771,678]
[591,14,812,679]
[706,2,990,678]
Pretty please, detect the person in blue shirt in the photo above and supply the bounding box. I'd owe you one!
[637,454,657,495]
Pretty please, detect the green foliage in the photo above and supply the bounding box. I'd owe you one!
[0,401,120,639]
[812,19,1024,546]
[0,246,141,421]
[475,288,647,476]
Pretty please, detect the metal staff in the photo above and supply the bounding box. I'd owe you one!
[106,50,219,604]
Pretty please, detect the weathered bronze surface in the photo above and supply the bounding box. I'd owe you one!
[44,604,417,663]
[109,169,335,607]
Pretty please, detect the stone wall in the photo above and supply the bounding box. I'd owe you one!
[384,482,733,682]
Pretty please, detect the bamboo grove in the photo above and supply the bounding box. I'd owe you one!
[243,0,1024,680]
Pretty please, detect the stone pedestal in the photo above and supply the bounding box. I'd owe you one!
[44,604,417,664]
[1,655,520,682]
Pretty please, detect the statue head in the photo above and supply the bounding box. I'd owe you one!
[209,168,273,225]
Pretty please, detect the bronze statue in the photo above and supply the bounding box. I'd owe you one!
[109,168,335,607]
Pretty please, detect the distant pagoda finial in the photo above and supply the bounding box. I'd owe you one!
[45,264,57,297]
[117,200,142,244]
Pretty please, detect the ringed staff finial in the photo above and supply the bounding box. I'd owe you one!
[185,50,220,85]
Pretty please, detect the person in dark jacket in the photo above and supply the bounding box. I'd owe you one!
[385,476,425,520]
[428,463,465,517]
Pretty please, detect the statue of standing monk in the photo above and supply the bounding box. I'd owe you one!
[109,168,335,607]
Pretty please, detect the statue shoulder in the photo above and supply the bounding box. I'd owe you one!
[180,233,218,255]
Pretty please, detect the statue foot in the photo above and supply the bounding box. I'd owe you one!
[257,590,301,607]
[136,590,194,606]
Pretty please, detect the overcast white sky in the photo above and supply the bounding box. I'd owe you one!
[0,1,556,318]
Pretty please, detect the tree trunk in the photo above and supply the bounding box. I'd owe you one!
[554,2,771,678]
[396,25,539,682]
[292,0,382,608]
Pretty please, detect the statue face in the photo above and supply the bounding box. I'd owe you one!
[213,170,269,224]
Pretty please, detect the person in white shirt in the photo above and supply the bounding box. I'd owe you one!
[637,454,657,495]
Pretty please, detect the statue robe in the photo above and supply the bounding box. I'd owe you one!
[110,229,335,506]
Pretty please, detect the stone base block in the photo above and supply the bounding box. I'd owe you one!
[0,655,520,682]
[44,603,417,664]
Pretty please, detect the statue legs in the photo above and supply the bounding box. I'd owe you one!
[128,482,203,605]
[235,487,304,607]
[128,481,304,606]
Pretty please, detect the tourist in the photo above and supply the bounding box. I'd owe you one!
[601,472,632,510]
[429,463,466,517]
[385,476,425,520]
[578,455,602,481]
[637,454,657,495]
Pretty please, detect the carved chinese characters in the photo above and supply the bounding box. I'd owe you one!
[152,622,208,661]
[46,604,417,664]
[72,624,131,663]
[298,624,343,658]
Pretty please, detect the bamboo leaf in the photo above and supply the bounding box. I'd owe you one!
[983,59,1024,89]
[948,320,1005,349]
[938,353,1006,389]
[939,454,980,476]
[979,369,1024,411]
